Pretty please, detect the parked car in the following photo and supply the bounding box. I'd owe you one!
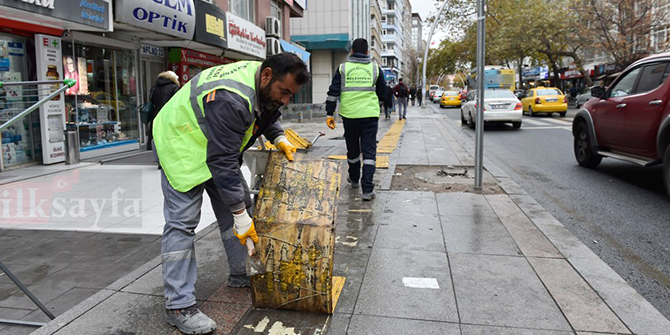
[440,91,461,108]
[521,87,568,117]
[460,88,523,129]
[572,53,670,197]
[432,90,445,103]
[428,85,440,99]
[575,87,593,108]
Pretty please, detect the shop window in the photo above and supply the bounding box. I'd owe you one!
[62,42,139,152]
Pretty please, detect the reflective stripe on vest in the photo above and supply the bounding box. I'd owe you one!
[338,61,381,119]
[153,61,261,192]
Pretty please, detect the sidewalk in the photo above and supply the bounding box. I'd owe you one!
[4,106,670,334]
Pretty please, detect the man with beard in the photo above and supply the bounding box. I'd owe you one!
[153,53,309,334]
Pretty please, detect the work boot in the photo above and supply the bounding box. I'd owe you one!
[165,305,216,335]
[361,191,376,201]
[347,176,360,189]
[228,274,251,288]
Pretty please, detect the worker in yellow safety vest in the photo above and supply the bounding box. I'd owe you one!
[325,38,387,200]
[152,53,309,334]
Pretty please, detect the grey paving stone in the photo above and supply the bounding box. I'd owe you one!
[325,313,351,335]
[528,257,630,334]
[436,193,498,218]
[382,191,438,216]
[374,212,445,252]
[0,324,34,335]
[485,195,561,258]
[332,248,371,314]
[30,289,115,335]
[347,315,461,335]
[51,292,174,335]
[354,248,458,322]
[461,324,573,335]
[235,309,329,334]
[441,214,521,256]
[19,288,100,324]
[450,253,571,330]
[0,284,19,301]
[496,177,527,195]
[0,307,33,332]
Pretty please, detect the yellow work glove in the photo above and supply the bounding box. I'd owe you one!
[326,116,336,129]
[233,210,258,246]
[274,136,296,161]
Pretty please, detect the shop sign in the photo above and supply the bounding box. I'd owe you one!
[140,44,164,58]
[0,0,110,30]
[115,0,195,40]
[226,12,266,59]
[194,1,227,49]
[35,34,66,164]
[595,63,617,76]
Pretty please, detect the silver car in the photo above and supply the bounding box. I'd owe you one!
[432,90,445,103]
[575,87,593,108]
[460,88,523,129]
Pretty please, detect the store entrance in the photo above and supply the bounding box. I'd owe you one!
[0,32,38,170]
[140,58,164,146]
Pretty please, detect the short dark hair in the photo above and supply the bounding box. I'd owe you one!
[261,53,310,85]
[399,78,404,82]
[352,38,368,54]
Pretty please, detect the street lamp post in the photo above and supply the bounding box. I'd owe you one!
[474,0,486,189]
[421,0,450,108]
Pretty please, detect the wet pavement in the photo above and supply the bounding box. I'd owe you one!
[2,106,670,334]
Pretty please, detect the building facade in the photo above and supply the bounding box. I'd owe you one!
[291,0,372,103]
[380,0,406,84]
[370,0,383,64]
[0,0,306,170]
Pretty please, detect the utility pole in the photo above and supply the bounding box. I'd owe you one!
[474,0,486,189]
[421,0,450,108]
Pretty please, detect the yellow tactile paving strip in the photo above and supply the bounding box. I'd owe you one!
[260,128,311,150]
[377,119,406,153]
[331,276,346,313]
[376,155,389,168]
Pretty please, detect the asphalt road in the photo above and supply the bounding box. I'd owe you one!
[428,102,670,319]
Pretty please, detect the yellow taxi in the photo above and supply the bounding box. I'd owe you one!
[440,91,461,108]
[520,87,568,117]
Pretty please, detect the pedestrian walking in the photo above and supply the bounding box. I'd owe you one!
[384,84,394,119]
[394,78,409,119]
[147,71,180,151]
[409,85,417,106]
[417,87,423,106]
[153,53,309,334]
[325,38,386,201]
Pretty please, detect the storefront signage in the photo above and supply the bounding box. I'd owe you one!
[115,0,195,40]
[34,34,66,164]
[226,12,266,59]
[0,0,110,30]
[140,44,164,58]
[194,1,227,49]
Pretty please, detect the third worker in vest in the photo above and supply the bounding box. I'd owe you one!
[325,38,386,200]
[153,53,310,334]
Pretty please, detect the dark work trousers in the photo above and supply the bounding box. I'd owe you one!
[342,116,379,193]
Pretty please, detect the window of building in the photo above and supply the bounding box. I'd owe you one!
[271,0,283,34]
[231,0,255,22]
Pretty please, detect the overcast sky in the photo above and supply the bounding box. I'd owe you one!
[408,0,447,48]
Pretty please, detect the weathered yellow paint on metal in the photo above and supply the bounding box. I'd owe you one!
[259,128,311,150]
[377,119,406,153]
[331,276,346,313]
[251,152,342,314]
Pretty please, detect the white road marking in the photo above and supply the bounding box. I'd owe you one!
[521,118,551,126]
[402,277,440,289]
[542,118,573,125]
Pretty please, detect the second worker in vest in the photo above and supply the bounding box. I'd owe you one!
[153,53,310,334]
[325,38,387,201]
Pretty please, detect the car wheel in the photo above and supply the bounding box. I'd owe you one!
[512,121,521,129]
[574,122,602,168]
[528,106,534,117]
[468,112,475,129]
[461,111,467,125]
[663,146,670,198]
[560,112,567,117]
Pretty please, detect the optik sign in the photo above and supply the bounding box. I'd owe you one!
[115,0,196,40]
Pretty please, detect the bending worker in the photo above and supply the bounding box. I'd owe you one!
[153,53,310,334]
[325,38,386,200]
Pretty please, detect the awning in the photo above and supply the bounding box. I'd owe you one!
[281,40,310,64]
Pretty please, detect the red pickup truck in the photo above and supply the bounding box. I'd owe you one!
[572,52,670,197]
